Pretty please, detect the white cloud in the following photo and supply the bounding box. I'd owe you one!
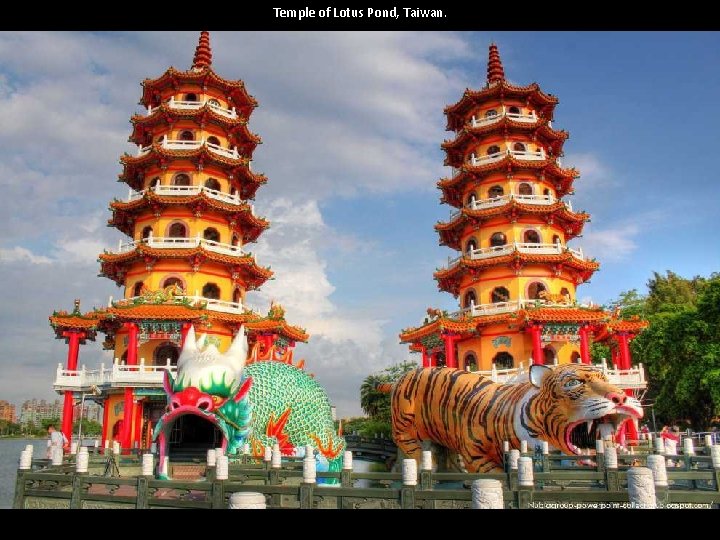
[0,31,472,412]
[577,223,640,262]
[0,246,52,265]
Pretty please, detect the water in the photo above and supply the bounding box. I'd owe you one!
[0,439,47,509]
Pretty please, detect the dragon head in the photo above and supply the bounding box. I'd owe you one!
[153,325,253,472]
[527,364,643,455]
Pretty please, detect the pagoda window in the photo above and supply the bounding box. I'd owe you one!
[173,173,191,186]
[154,342,180,367]
[203,227,220,242]
[206,136,221,146]
[523,230,541,244]
[508,106,521,115]
[207,98,220,108]
[490,232,506,247]
[465,238,478,254]
[464,352,477,371]
[466,191,477,206]
[492,352,514,370]
[185,93,199,102]
[488,185,504,199]
[180,130,195,141]
[543,188,551,196]
[518,182,533,195]
[552,234,561,245]
[230,187,237,198]
[168,222,188,238]
[231,234,240,247]
[491,287,510,303]
[132,281,144,297]
[485,109,498,118]
[141,226,153,240]
[202,283,221,300]
[513,142,527,152]
[528,282,547,300]
[232,288,242,304]
[162,277,184,292]
[487,145,501,155]
[204,178,221,191]
[543,346,556,365]
[463,290,477,308]
[148,177,161,189]
[571,351,581,363]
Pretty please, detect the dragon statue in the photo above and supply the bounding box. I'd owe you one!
[153,325,344,478]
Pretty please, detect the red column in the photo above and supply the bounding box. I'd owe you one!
[429,352,437,367]
[121,322,138,451]
[180,322,192,348]
[442,334,458,369]
[61,330,85,449]
[617,332,632,369]
[579,326,591,364]
[529,324,544,365]
[101,399,110,446]
[421,347,430,368]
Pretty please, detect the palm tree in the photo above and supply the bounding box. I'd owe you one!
[360,374,389,419]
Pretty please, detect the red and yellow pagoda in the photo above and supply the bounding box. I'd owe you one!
[49,32,307,451]
[399,45,648,434]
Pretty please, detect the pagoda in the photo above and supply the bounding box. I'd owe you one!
[399,45,648,440]
[49,32,307,452]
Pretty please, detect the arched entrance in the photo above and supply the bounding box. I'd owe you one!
[167,413,224,460]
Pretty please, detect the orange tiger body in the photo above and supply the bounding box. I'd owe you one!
[390,364,643,473]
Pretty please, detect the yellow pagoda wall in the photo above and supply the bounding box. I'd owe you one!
[138,164,236,194]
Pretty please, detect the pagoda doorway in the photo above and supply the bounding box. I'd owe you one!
[167,413,223,461]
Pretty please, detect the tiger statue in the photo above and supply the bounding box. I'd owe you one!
[390,363,643,472]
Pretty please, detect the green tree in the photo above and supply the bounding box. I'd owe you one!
[359,360,417,426]
[631,273,720,429]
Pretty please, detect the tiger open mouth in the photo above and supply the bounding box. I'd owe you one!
[564,413,639,455]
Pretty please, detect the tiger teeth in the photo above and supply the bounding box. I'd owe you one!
[586,421,593,434]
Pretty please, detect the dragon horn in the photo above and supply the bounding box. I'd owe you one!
[196,333,207,349]
[183,325,197,353]
[225,324,248,372]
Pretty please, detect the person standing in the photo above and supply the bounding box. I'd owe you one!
[46,424,68,458]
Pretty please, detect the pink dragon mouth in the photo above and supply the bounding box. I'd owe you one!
[564,407,643,455]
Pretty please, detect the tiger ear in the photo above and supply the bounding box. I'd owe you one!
[529,365,552,388]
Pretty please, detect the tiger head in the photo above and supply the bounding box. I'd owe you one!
[527,364,643,455]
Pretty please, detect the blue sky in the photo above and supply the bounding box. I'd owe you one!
[0,31,718,416]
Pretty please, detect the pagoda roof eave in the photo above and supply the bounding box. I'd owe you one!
[437,163,580,208]
[434,253,599,296]
[444,81,559,130]
[52,303,309,343]
[141,67,258,112]
[99,246,273,288]
[441,118,568,154]
[435,202,589,231]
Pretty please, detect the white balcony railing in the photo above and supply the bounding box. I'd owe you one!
[147,96,238,119]
[53,359,179,392]
[469,108,538,129]
[126,185,251,209]
[469,146,546,167]
[124,294,245,315]
[114,234,247,258]
[449,194,573,220]
[112,360,178,388]
[445,242,585,269]
[136,137,241,160]
[470,360,646,390]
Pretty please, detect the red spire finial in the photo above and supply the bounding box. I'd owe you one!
[192,31,212,70]
[487,43,505,84]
